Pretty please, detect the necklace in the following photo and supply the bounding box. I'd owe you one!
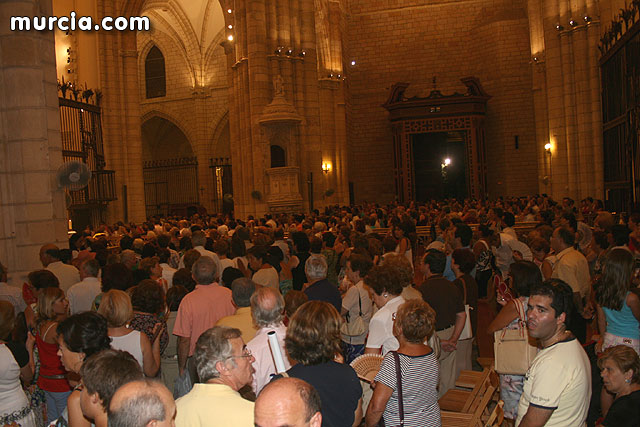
[542,329,570,349]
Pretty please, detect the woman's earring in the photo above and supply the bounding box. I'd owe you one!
[625,378,631,384]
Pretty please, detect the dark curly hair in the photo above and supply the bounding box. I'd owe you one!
[509,260,542,297]
[101,263,134,292]
[56,312,111,358]
[173,268,196,292]
[130,280,165,315]
[285,301,342,366]
[28,269,59,290]
[452,249,476,275]
[365,263,404,296]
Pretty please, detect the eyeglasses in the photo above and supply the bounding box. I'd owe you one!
[227,348,253,360]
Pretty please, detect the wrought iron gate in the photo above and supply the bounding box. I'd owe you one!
[58,97,116,229]
[143,157,199,217]
[600,11,640,212]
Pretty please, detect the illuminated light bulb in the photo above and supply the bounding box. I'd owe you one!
[227,34,234,41]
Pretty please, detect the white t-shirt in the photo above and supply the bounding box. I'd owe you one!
[67,277,101,314]
[252,267,280,291]
[46,261,80,293]
[366,296,405,354]
[516,338,591,427]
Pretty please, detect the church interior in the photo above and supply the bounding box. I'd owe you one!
[0,0,636,279]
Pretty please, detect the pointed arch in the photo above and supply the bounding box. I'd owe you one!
[145,45,166,98]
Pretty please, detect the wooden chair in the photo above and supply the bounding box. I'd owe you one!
[485,400,505,427]
[439,368,491,412]
[441,372,499,427]
[455,361,495,389]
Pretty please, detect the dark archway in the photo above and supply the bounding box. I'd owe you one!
[270,145,286,168]
[383,78,491,201]
[141,116,198,217]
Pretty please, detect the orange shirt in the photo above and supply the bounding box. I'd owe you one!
[172,283,236,355]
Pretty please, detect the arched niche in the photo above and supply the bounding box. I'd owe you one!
[270,145,286,168]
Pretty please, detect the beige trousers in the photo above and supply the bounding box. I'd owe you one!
[436,325,457,397]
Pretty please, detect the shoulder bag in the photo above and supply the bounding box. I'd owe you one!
[341,286,367,336]
[493,298,538,375]
[458,276,473,340]
[380,351,404,427]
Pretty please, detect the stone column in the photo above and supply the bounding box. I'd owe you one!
[220,0,349,218]
[530,0,603,201]
[97,0,146,223]
[0,0,69,284]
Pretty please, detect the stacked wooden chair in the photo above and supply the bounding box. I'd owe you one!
[439,366,503,427]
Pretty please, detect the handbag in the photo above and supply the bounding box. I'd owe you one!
[494,298,538,375]
[494,274,515,304]
[341,287,367,336]
[458,276,473,340]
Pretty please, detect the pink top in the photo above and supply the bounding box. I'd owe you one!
[172,284,235,355]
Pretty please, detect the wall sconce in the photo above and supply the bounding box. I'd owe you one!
[569,19,578,27]
[556,23,564,31]
[544,142,552,153]
[322,162,332,174]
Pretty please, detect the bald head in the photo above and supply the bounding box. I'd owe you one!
[39,244,60,267]
[255,378,322,427]
[250,286,284,328]
[108,380,175,427]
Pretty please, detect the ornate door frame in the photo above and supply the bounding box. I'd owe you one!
[383,77,491,201]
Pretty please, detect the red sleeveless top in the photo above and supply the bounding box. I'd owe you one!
[35,323,71,392]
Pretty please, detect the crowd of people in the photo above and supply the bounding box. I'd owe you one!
[0,195,639,427]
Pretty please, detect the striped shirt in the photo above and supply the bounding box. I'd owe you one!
[374,351,441,427]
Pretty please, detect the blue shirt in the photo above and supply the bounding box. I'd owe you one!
[602,293,640,340]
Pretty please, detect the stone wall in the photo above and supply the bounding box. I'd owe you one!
[344,0,539,202]
[137,26,230,214]
[0,0,69,284]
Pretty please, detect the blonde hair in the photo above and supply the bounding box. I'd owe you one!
[98,290,133,327]
[36,287,65,326]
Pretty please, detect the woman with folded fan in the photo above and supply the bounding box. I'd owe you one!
[365,299,440,427]
[487,260,542,426]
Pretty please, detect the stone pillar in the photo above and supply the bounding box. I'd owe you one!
[220,0,349,218]
[0,0,69,284]
[529,0,603,200]
[97,0,146,223]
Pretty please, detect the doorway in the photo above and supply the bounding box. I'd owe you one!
[412,131,468,201]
